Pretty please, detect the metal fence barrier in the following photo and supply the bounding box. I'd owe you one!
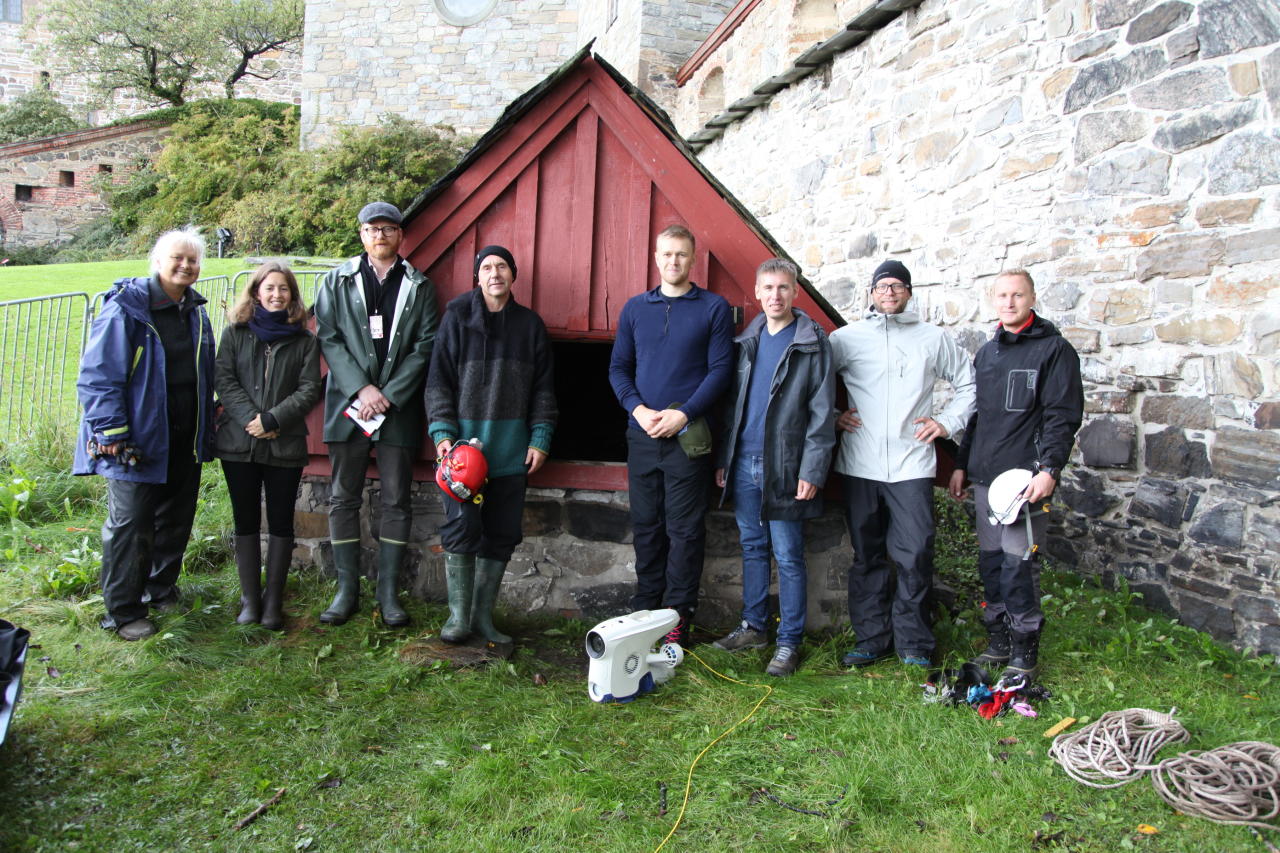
[0,272,329,445]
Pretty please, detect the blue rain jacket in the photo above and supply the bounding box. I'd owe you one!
[73,277,215,482]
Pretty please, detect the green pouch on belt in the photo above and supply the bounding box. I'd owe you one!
[669,402,711,459]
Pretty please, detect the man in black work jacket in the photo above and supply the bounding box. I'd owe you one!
[949,268,1083,683]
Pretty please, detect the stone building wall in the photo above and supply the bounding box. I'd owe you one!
[672,0,1280,653]
[0,0,299,126]
[0,122,168,246]
[300,0,580,148]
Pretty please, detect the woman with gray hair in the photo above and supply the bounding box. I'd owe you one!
[73,226,216,640]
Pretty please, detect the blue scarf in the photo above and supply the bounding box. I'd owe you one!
[248,305,304,343]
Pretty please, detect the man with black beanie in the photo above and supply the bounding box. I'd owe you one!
[830,259,975,669]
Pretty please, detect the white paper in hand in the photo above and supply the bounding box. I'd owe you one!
[344,400,386,437]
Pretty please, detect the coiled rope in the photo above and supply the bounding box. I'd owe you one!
[1151,741,1280,830]
[1048,708,1190,788]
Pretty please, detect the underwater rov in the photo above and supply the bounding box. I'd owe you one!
[585,609,685,703]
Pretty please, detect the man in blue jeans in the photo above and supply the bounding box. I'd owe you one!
[609,224,735,647]
[712,259,835,676]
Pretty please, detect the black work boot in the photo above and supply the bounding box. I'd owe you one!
[973,618,1011,667]
[471,557,512,644]
[320,541,361,625]
[260,535,292,631]
[1001,628,1041,683]
[375,542,410,628]
[233,534,262,625]
[440,553,474,643]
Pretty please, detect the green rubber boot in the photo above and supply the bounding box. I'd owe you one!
[375,541,410,628]
[440,553,474,644]
[233,534,262,625]
[471,557,512,645]
[319,541,361,625]
[260,535,292,631]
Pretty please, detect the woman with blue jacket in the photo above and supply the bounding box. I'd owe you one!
[74,227,216,641]
[214,262,320,631]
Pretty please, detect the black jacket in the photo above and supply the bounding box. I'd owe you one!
[955,312,1083,486]
[717,309,836,521]
[214,324,321,467]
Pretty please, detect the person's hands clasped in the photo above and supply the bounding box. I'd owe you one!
[356,384,390,421]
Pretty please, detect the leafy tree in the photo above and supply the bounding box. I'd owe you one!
[35,0,302,107]
[0,89,84,144]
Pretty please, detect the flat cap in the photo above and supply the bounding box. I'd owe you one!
[358,201,403,225]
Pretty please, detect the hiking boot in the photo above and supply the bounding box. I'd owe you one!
[712,621,767,652]
[766,645,799,677]
[972,619,1011,667]
[146,588,182,613]
[1001,629,1040,683]
[663,615,692,649]
[841,646,892,668]
[899,653,932,668]
[117,618,156,641]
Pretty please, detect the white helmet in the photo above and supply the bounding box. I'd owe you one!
[987,468,1034,526]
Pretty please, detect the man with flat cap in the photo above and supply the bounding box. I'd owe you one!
[830,259,975,669]
[314,201,438,627]
[428,245,557,645]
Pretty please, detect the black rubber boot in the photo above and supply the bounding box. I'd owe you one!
[320,541,361,625]
[375,542,410,628]
[471,557,512,644]
[973,617,1011,667]
[260,535,292,631]
[440,552,475,643]
[1001,628,1041,683]
[233,534,262,625]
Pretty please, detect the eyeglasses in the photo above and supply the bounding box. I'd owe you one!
[361,225,401,237]
[871,282,909,293]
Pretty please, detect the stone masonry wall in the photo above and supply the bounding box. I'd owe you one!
[678,0,1280,654]
[0,122,168,246]
[300,0,580,148]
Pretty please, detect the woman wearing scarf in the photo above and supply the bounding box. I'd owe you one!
[215,262,321,630]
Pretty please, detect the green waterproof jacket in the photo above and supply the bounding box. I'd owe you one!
[214,324,322,467]
[314,256,438,447]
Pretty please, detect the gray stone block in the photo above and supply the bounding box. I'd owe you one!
[1127,1,1192,44]
[1198,0,1280,59]
[1087,147,1171,195]
[1063,46,1165,113]
[1067,31,1119,62]
[1235,594,1280,625]
[1188,501,1245,548]
[1059,468,1122,517]
[1135,233,1224,280]
[1153,101,1257,153]
[1166,27,1200,65]
[1208,132,1280,195]
[1263,46,1280,115]
[565,502,631,543]
[1140,395,1214,429]
[1073,110,1148,163]
[1130,476,1188,527]
[1130,581,1177,616]
[1175,593,1236,638]
[1078,416,1137,468]
[1131,66,1229,110]
[1097,0,1159,30]
[1212,426,1280,490]
[1223,226,1280,265]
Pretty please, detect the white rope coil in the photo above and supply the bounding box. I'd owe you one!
[1049,708,1190,788]
[1151,741,1280,830]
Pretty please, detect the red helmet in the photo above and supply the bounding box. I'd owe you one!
[436,439,488,504]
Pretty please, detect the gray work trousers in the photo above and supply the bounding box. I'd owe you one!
[974,484,1049,633]
[327,436,415,546]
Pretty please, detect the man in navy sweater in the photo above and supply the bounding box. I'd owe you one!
[609,225,735,646]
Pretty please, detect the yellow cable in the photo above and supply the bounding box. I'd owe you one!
[653,647,774,853]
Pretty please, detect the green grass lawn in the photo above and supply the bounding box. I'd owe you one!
[0,258,255,302]
[0,437,1275,851]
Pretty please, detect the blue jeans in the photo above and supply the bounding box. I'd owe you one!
[732,454,807,647]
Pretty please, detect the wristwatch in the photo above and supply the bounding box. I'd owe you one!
[1035,462,1061,480]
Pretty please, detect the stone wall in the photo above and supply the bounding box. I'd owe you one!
[0,122,168,246]
[0,0,299,126]
[676,0,1280,653]
[300,0,580,148]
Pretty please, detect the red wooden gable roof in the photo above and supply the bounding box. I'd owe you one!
[399,47,843,335]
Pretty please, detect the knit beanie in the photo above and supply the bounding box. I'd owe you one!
[871,259,912,289]
[474,245,518,280]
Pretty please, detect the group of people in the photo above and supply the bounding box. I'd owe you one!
[74,203,1083,686]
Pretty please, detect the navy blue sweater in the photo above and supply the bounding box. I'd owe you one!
[608,283,735,431]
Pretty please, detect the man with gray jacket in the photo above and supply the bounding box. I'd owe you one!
[712,259,835,676]
[831,260,975,668]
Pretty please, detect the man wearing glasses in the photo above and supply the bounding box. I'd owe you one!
[314,202,438,627]
[830,260,975,669]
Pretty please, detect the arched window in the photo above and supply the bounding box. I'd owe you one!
[698,67,725,127]
[433,0,497,27]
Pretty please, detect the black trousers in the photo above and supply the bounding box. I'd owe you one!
[439,473,528,562]
[841,475,936,656]
[625,429,712,618]
[220,460,303,537]
[100,449,202,628]
[327,436,415,545]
